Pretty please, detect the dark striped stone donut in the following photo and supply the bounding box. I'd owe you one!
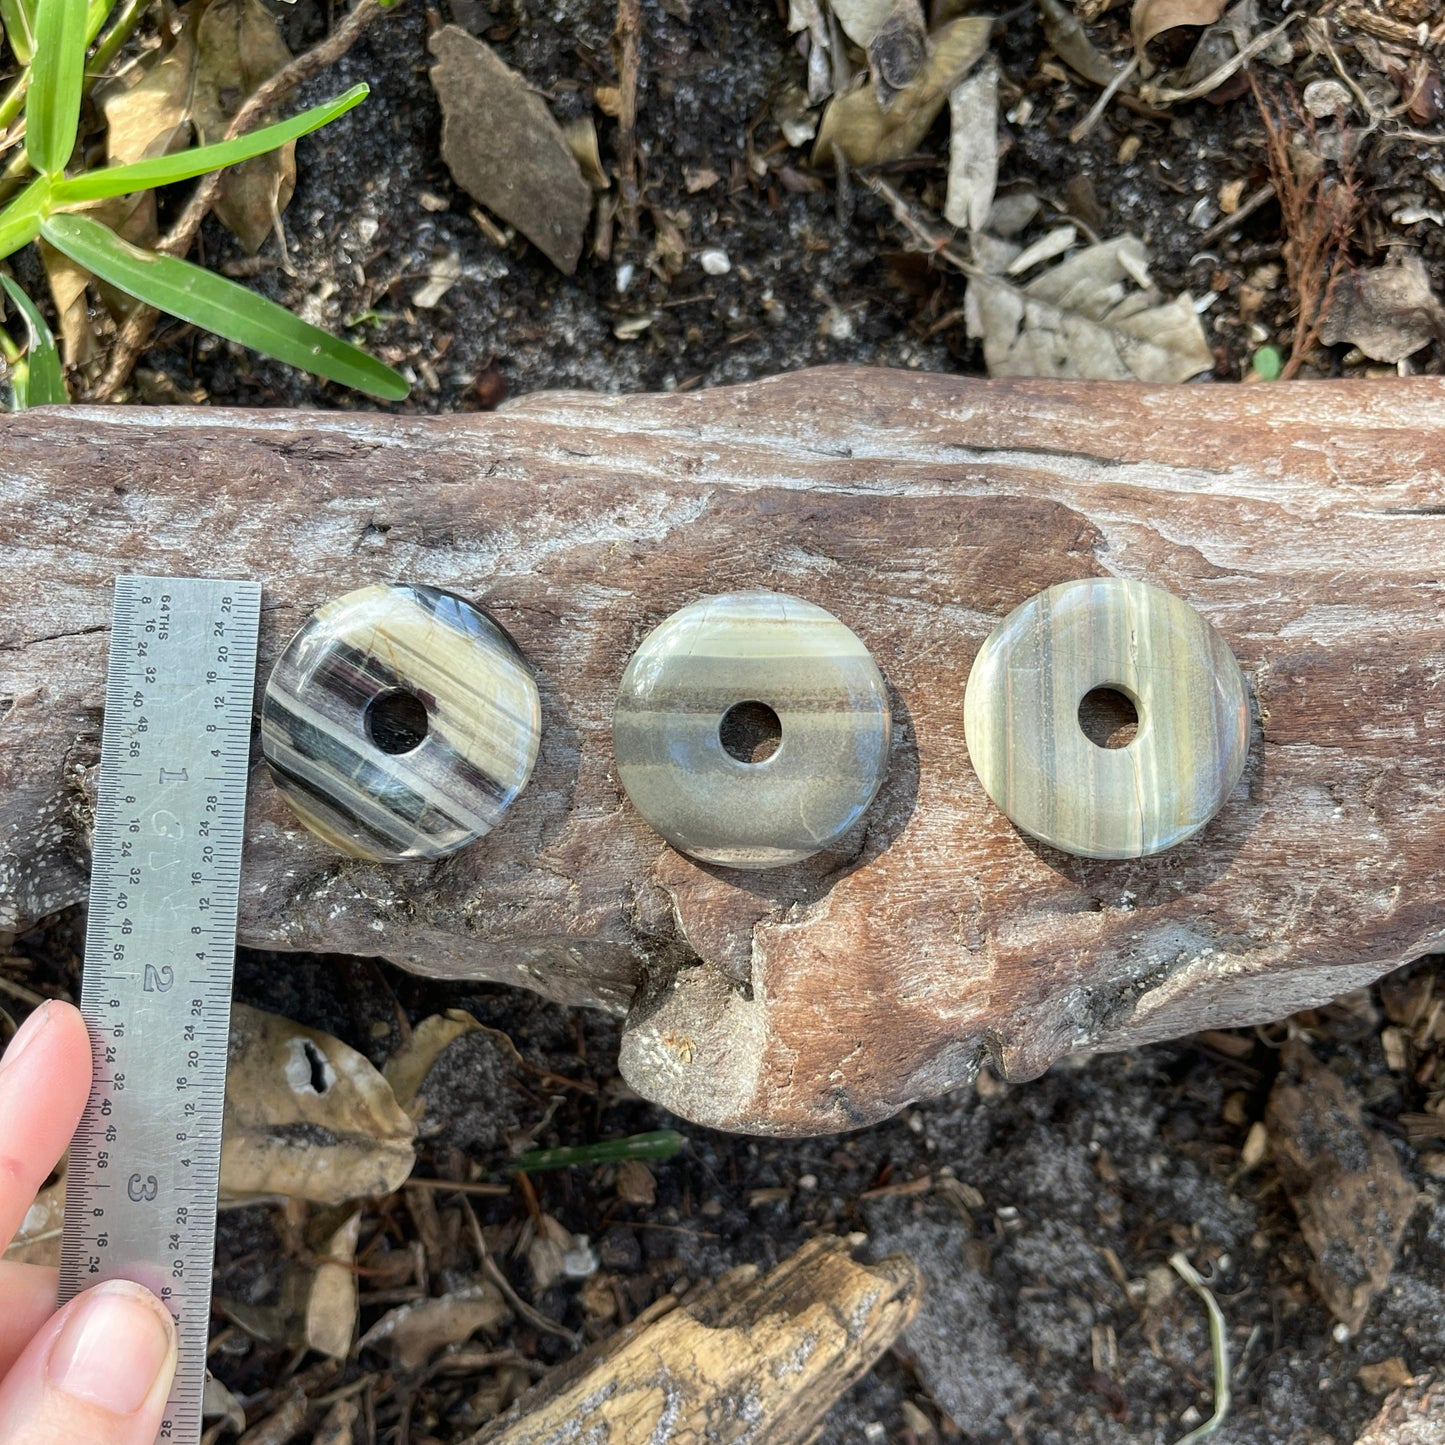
[261,584,540,861]
[612,591,891,869]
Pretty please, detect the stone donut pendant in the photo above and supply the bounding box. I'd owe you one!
[612,590,891,869]
[963,577,1249,859]
[261,583,541,861]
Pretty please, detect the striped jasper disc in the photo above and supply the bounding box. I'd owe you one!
[613,591,891,869]
[963,577,1249,859]
[261,584,541,861]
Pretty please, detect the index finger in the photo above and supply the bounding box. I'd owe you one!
[0,1001,92,1253]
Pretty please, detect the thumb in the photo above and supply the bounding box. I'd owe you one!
[0,1279,177,1445]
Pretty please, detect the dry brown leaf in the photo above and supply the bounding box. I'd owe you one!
[945,56,999,232]
[614,1158,656,1207]
[382,1009,522,1156]
[39,189,156,367]
[1358,1358,1417,1395]
[192,0,295,254]
[1132,0,1230,52]
[384,1009,486,1117]
[221,1003,416,1204]
[561,115,609,190]
[429,25,593,273]
[306,1208,362,1359]
[827,0,898,46]
[813,15,991,167]
[97,29,196,167]
[788,0,837,104]
[202,1373,247,1435]
[1039,0,1122,86]
[358,1283,509,1371]
[526,1213,576,1292]
[965,235,1215,382]
[38,239,93,369]
[1319,253,1445,364]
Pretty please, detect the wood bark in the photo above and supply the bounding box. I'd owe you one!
[463,1235,921,1445]
[2,368,1443,1134]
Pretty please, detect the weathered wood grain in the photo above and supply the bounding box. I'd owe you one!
[2,368,1444,1135]
[465,1235,921,1445]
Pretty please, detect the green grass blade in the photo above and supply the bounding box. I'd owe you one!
[509,1130,686,1173]
[26,0,89,175]
[0,0,36,63]
[0,176,49,260]
[42,213,409,399]
[52,86,370,203]
[1,275,67,404]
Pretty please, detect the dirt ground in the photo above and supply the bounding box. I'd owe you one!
[6,0,1445,1440]
[9,911,1444,1444]
[34,0,1440,410]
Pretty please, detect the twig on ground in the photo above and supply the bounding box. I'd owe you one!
[1196,182,1276,247]
[859,173,974,275]
[612,0,642,242]
[1068,54,1140,145]
[1170,1252,1231,1443]
[87,0,390,402]
[1139,13,1301,106]
[458,1195,582,1350]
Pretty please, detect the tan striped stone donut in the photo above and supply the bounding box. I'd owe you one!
[963,577,1249,859]
[613,591,891,869]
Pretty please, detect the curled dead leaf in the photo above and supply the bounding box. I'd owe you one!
[1132,0,1230,50]
[562,115,609,190]
[383,1009,522,1155]
[221,1003,416,1205]
[1039,0,1122,87]
[359,1283,509,1371]
[814,15,991,168]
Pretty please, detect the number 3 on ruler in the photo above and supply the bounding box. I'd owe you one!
[128,1174,159,1202]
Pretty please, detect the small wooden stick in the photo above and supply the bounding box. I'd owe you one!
[462,1236,921,1445]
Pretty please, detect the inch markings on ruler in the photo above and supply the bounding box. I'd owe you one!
[60,576,261,1445]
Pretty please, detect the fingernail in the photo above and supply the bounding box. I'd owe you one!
[0,1001,52,1078]
[48,1281,175,1415]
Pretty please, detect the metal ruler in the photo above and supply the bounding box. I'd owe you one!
[60,576,261,1445]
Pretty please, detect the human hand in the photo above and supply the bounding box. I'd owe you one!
[0,1001,177,1443]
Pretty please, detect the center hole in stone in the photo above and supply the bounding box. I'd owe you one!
[719,700,782,764]
[366,689,430,755]
[1078,686,1139,749]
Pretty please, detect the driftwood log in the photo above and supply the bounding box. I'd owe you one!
[2,368,1444,1135]
[465,1235,921,1445]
